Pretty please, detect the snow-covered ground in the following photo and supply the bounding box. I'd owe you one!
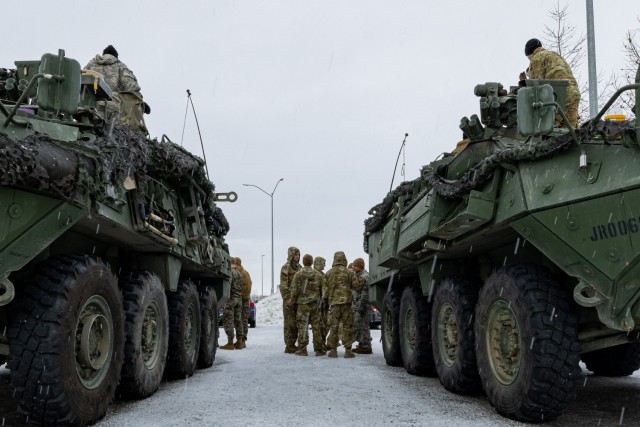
[4,296,640,426]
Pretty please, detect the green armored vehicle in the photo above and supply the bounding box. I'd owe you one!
[0,50,236,425]
[364,64,640,422]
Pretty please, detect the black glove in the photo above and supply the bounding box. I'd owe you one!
[143,101,151,114]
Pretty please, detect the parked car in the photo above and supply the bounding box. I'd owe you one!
[219,296,256,328]
[370,306,381,329]
[248,298,256,328]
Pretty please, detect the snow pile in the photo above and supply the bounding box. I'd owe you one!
[256,291,283,325]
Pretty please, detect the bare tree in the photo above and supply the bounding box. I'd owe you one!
[542,1,592,121]
[543,1,585,70]
[610,19,640,114]
[541,1,639,121]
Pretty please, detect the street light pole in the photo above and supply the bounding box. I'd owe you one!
[261,254,265,296]
[243,178,284,295]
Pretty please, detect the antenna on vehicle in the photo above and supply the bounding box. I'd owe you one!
[389,133,408,193]
[181,89,210,180]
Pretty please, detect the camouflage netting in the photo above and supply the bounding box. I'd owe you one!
[362,119,638,252]
[0,124,230,236]
[362,181,415,248]
[424,119,638,199]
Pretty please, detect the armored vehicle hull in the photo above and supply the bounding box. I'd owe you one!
[0,50,235,425]
[365,68,640,422]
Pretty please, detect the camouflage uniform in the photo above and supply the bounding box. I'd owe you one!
[280,247,301,351]
[290,265,325,351]
[236,261,252,343]
[353,267,372,350]
[84,52,148,133]
[528,47,580,128]
[324,252,363,351]
[313,256,329,347]
[223,268,244,341]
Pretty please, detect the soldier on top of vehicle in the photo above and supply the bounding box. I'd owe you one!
[84,45,150,133]
[520,38,580,128]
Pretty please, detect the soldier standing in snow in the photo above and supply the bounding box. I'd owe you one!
[324,251,363,358]
[289,254,326,356]
[313,256,329,351]
[220,258,244,350]
[352,258,372,354]
[235,257,252,349]
[280,247,302,353]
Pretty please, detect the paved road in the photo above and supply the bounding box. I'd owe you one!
[2,325,640,426]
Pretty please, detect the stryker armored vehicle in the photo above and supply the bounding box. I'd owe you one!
[0,50,236,425]
[364,63,640,422]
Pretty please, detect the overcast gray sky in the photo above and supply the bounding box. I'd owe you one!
[6,1,639,295]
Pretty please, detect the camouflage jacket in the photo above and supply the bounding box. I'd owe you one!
[352,268,370,309]
[528,47,579,91]
[84,53,147,132]
[291,266,324,305]
[324,251,362,306]
[237,265,252,300]
[279,246,301,301]
[85,54,142,97]
[230,268,244,299]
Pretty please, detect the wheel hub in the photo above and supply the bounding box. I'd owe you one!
[437,303,458,367]
[184,303,197,358]
[79,313,110,370]
[75,295,114,389]
[486,299,520,385]
[403,306,416,355]
[142,301,161,369]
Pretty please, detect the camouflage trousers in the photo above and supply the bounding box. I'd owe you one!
[241,298,250,341]
[223,296,243,340]
[319,308,329,343]
[327,304,354,350]
[557,86,580,128]
[119,92,148,133]
[353,303,372,348]
[296,302,324,351]
[282,302,298,347]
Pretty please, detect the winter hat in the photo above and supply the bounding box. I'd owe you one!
[103,45,119,58]
[302,254,313,267]
[353,258,365,269]
[524,38,542,56]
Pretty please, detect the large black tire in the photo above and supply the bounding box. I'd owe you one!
[432,277,482,394]
[399,284,436,376]
[198,286,219,369]
[582,342,640,376]
[8,255,124,426]
[381,289,403,367]
[475,265,581,423]
[165,280,201,379]
[119,272,169,399]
